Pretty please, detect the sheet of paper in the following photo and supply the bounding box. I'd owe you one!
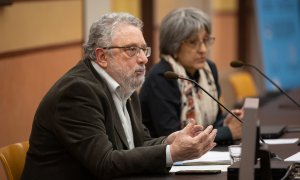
[264,138,299,145]
[285,152,300,162]
[170,165,230,172]
[173,151,231,166]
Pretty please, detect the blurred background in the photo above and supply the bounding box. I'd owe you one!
[0,0,299,179]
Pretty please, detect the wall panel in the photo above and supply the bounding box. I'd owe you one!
[0,0,82,53]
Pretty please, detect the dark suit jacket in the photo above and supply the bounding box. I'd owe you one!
[139,58,233,144]
[21,58,168,180]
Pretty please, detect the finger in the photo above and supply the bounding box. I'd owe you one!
[181,121,195,134]
[205,128,217,144]
[232,109,244,116]
[209,129,218,139]
[200,129,217,151]
[203,142,217,154]
[195,131,217,158]
[191,125,203,136]
[203,128,217,141]
[194,125,214,141]
[193,125,204,132]
[202,125,213,134]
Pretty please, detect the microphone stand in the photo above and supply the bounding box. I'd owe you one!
[184,76,285,161]
[243,63,300,109]
[178,76,241,122]
[165,71,281,160]
[177,76,268,144]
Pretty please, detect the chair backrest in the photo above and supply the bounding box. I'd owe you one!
[0,141,29,180]
[228,71,258,102]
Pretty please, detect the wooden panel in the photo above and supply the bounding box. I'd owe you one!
[0,43,82,148]
[211,13,238,74]
[212,0,237,12]
[154,0,210,24]
[111,0,140,18]
[0,0,82,53]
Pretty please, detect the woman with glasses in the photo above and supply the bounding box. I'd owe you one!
[140,7,244,144]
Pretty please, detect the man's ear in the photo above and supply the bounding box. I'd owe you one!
[95,48,108,68]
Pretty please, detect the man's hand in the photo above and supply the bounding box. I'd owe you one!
[169,122,217,162]
[164,119,204,144]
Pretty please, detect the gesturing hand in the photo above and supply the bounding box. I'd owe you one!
[165,119,204,144]
[170,122,217,162]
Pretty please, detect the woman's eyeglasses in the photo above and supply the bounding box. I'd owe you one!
[101,46,151,57]
[184,37,215,49]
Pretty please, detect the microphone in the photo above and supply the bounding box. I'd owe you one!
[230,60,300,109]
[164,71,269,144]
[164,71,179,80]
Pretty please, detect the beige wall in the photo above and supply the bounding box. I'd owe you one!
[0,45,82,144]
[0,0,83,146]
[0,1,83,179]
[0,45,82,180]
[211,12,238,73]
[0,1,82,53]
[154,0,211,24]
[211,0,238,108]
[83,0,111,42]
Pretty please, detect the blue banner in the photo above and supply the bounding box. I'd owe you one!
[255,0,300,91]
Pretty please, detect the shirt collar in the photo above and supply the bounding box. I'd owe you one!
[91,61,128,100]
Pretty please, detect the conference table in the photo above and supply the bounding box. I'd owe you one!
[115,89,300,180]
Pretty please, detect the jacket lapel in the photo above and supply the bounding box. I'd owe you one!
[126,98,143,147]
[84,58,130,149]
[113,114,130,149]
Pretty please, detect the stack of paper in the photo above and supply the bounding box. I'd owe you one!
[170,151,231,173]
[285,152,300,162]
[173,151,231,166]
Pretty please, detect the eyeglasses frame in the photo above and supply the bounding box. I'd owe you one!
[101,46,151,58]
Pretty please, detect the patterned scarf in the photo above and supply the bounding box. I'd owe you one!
[163,55,219,128]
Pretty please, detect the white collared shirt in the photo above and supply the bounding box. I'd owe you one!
[91,61,135,149]
[91,61,173,166]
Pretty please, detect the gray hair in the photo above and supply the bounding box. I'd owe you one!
[83,12,143,60]
[160,7,212,57]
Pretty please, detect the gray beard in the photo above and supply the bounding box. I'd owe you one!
[118,72,145,97]
[107,61,145,97]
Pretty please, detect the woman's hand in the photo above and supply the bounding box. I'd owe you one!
[223,109,244,140]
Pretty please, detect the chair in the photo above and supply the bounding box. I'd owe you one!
[0,141,29,180]
[228,71,258,107]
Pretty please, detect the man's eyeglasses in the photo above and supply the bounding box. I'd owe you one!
[184,37,216,49]
[101,46,151,58]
